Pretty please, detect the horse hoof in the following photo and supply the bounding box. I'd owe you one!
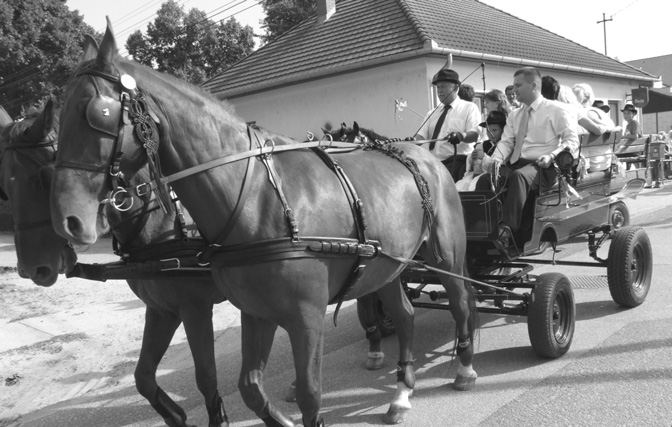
[283,383,297,402]
[366,351,385,370]
[383,404,410,424]
[452,373,477,391]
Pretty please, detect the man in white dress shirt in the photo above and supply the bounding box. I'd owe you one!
[489,67,579,256]
[415,68,481,181]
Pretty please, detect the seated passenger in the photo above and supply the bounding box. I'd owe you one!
[572,84,620,172]
[456,111,507,191]
[455,150,486,191]
[489,67,579,256]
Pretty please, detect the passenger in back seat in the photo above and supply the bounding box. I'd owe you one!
[572,84,620,172]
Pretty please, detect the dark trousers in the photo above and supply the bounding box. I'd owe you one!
[499,159,557,231]
[442,155,468,182]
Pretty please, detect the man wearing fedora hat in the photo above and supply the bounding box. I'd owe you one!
[415,67,481,181]
[621,104,642,141]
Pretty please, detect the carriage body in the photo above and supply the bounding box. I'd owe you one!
[395,133,652,359]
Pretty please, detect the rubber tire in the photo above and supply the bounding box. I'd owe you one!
[607,226,652,307]
[527,273,575,358]
[609,201,630,230]
[356,293,395,337]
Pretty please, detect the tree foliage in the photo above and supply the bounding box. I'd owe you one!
[125,0,255,85]
[259,0,316,43]
[0,0,100,118]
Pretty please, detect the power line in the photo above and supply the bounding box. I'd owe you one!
[119,0,260,56]
[0,70,43,91]
[115,0,165,28]
[612,0,641,17]
[0,62,41,84]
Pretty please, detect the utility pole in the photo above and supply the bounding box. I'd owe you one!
[597,13,613,55]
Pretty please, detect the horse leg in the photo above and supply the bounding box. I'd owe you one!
[238,311,295,427]
[357,294,384,370]
[281,294,384,404]
[181,302,228,427]
[440,269,477,391]
[374,279,415,425]
[135,306,194,427]
[287,309,326,427]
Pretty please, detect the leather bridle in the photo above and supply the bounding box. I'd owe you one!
[55,64,170,213]
[0,136,57,231]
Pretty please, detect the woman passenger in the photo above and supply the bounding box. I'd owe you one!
[571,83,620,172]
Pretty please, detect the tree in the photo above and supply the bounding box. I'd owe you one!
[0,0,100,118]
[259,0,316,44]
[125,0,255,85]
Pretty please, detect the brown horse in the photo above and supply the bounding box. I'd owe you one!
[51,21,477,427]
[0,101,228,426]
[0,101,77,285]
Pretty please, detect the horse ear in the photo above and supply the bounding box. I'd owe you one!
[353,121,360,132]
[96,16,118,68]
[82,35,99,61]
[25,100,56,142]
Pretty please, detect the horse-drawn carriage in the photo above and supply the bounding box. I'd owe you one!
[1,20,653,427]
[364,131,652,359]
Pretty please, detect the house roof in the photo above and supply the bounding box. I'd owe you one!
[202,0,657,98]
[626,54,672,87]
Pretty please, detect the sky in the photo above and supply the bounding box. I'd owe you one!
[66,0,672,61]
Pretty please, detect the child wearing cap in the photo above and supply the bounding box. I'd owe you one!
[455,111,506,191]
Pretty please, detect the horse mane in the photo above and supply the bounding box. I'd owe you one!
[65,56,237,118]
[116,57,238,116]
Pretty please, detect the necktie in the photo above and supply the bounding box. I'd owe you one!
[429,105,450,151]
[510,105,530,163]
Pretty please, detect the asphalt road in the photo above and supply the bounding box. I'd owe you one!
[2,184,672,427]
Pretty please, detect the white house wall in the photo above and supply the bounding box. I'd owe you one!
[225,59,430,141]
[225,57,648,140]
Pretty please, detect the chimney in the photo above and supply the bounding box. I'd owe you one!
[317,0,336,24]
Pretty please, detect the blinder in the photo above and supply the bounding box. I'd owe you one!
[86,94,123,137]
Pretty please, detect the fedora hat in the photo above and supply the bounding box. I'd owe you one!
[479,110,507,127]
[432,68,461,85]
[621,104,637,113]
[592,100,610,114]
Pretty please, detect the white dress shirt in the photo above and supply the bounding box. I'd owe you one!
[417,98,481,160]
[493,96,579,163]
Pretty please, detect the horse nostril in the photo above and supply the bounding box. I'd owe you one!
[35,266,52,279]
[66,216,82,235]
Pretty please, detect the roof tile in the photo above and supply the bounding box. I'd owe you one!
[203,0,654,97]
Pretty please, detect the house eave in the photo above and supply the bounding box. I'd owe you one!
[211,41,659,100]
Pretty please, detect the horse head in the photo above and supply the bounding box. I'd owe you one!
[324,121,387,144]
[0,100,78,286]
[52,21,166,245]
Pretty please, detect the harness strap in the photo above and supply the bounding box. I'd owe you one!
[199,236,380,266]
[209,126,258,245]
[260,152,299,241]
[309,147,372,321]
[134,140,362,195]
[310,148,368,240]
